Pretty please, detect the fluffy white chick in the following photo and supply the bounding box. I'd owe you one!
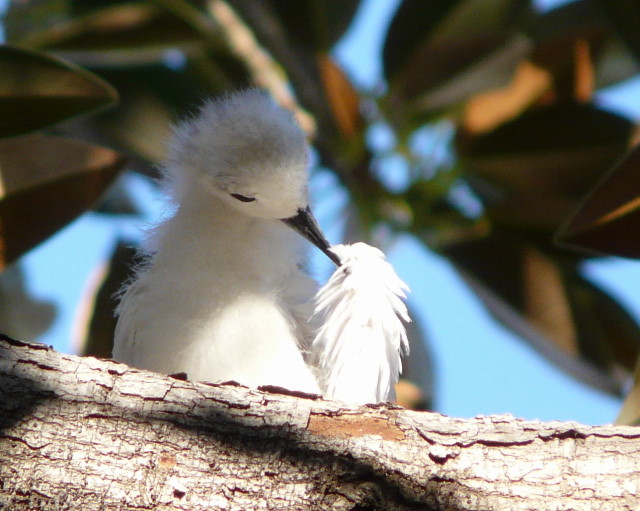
[114,89,410,404]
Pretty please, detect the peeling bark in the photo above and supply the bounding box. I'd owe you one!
[0,334,639,510]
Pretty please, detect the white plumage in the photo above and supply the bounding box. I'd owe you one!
[113,89,410,404]
[311,243,410,403]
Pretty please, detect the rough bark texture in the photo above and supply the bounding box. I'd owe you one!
[0,334,639,511]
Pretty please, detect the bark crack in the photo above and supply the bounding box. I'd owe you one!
[2,336,639,511]
[1,434,49,451]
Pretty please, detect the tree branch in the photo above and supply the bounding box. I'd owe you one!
[0,334,638,510]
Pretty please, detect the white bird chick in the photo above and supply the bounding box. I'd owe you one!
[114,89,410,404]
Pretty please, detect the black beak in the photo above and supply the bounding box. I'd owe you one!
[282,205,341,266]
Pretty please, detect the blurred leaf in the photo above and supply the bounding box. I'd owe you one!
[395,305,435,411]
[596,0,640,64]
[595,35,640,89]
[5,1,211,65]
[0,263,56,340]
[556,143,640,258]
[442,231,628,395]
[412,35,531,114]
[528,0,640,92]
[0,45,118,138]
[528,0,607,100]
[3,0,73,45]
[383,0,532,119]
[264,0,361,51]
[529,0,606,69]
[77,241,138,358]
[462,103,631,157]
[383,0,464,81]
[616,358,640,425]
[317,54,362,139]
[0,134,126,269]
[471,182,577,232]
[94,176,141,216]
[568,274,640,374]
[463,61,551,134]
[81,83,176,164]
[572,38,596,102]
[61,52,246,165]
[445,233,578,354]
[460,103,633,236]
[30,3,208,67]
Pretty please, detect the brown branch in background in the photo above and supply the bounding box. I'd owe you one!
[207,0,316,136]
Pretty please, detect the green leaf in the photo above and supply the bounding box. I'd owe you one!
[264,0,362,51]
[464,103,630,155]
[382,0,533,118]
[595,36,640,90]
[473,184,576,233]
[527,0,640,95]
[529,0,607,67]
[460,103,633,235]
[616,358,640,425]
[397,305,435,410]
[75,48,253,165]
[382,0,464,80]
[78,241,138,358]
[76,81,177,164]
[94,178,141,216]
[0,134,126,268]
[556,142,640,258]
[412,34,531,114]
[442,230,631,395]
[3,0,73,46]
[0,45,118,138]
[567,273,640,375]
[29,3,209,66]
[0,263,56,341]
[595,0,640,64]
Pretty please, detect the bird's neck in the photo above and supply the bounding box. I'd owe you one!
[148,189,305,286]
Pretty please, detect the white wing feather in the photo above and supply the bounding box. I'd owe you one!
[311,242,410,404]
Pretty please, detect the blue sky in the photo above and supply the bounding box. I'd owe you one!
[11,0,640,424]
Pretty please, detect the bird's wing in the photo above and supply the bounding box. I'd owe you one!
[310,243,410,404]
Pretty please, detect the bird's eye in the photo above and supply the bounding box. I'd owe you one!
[230,193,256,203]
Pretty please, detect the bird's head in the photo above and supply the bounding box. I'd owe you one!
[167,88,340,266]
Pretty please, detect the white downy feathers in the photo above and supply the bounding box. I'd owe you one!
[311,242,411,404]
[114,88,411,406]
